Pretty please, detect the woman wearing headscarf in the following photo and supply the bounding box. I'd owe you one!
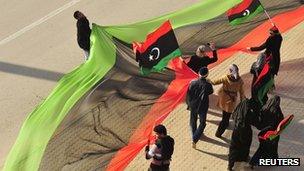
[228,98,261,170]
[210,64,246,138]
[249,95,284,167]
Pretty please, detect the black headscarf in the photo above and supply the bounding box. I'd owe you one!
[261,95,284,128]
[262,95,280,113]
[233,98,262,129]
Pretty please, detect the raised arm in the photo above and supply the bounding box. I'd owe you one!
[210,76,226,85]
[250,37,270,52]
[250,42,267,51]
[207,42,218,64]
[207,50,218,64]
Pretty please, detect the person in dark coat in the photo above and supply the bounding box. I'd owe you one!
[248,25,283,76]
[186,67,213,149]
[250,52,273,105]
[183,43,218,73]
[228,98,261,170]
[145,124,174,171]
[74,11,91,60]
[249,95,284,167]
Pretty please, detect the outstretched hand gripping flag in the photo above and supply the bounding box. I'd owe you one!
[259,114,294,141]
[227,0,264,25]
[133,20,181,75]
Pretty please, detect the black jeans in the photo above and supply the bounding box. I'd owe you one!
[216,111,232,137]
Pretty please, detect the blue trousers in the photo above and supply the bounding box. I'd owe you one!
[190,109,207,143]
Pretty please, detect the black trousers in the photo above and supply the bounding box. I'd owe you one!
[148,163,170,171]
[216,111,232,137]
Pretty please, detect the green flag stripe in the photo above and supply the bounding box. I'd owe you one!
[268,119,293,141]
[104,0,242,43]
[152,49,182,71]
[3,24,117,171]
[257,77,274,105]
[141,49,182,75]
[229,5,264,26]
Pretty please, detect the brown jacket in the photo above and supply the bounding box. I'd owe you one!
[211,74,245,113]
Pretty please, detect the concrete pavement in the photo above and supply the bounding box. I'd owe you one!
[0,0,200,168]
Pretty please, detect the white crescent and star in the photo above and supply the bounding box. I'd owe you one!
[243,9,250,16]
[148,47,160,61]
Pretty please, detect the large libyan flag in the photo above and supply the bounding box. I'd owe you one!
[3,0,304,170]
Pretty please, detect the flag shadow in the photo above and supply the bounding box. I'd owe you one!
[0,61,64,81]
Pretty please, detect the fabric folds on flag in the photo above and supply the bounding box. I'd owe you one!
[227,0,264,25]
[252,55,274,105]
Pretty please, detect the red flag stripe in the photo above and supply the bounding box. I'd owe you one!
[259,114,294,140]
[227,0,255,16]
[253,57,271,87]
[107,58,196,171]
[133,20,173,53]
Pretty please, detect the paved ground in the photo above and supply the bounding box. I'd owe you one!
[0,0,200,169]
[127,22,304,171]
[1,1,303,171]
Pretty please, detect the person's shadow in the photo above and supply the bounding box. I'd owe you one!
[196,149,228,161]
[199,135,229,148]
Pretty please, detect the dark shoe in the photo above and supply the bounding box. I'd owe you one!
[250,164,254,170]
[215,130,222,138]
[246,156,251,162]
[228,162,234,171]
[215,133,222,138]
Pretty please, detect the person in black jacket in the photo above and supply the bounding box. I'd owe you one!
[184,43,218,73]
[186,67,213,148]
[74,11,91,60]
[248,26,283,76]
[145,125,174,171]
